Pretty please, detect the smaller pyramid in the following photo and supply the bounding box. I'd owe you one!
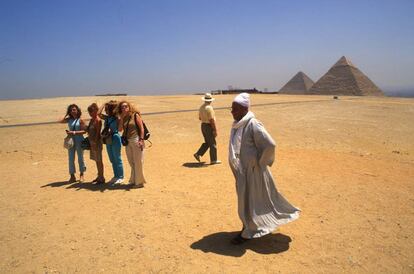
[279,71,314,94]
[308,56,384,96]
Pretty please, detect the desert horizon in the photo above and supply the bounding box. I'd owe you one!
[2,87,414,102]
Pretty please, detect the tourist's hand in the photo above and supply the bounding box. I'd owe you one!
[137,139,144,151]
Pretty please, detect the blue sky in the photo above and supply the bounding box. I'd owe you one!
[1,0,414,99]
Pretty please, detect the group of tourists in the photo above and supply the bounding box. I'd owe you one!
[60,100,147,188]
[60,93,300,244]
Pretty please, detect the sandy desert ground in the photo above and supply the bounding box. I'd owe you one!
[0,94,413,273]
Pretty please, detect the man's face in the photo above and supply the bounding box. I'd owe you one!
[231,102,248,121]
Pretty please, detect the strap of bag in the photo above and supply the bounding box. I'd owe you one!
[133,113,140,138]
[71,118,79,131]
[134,113,152,146]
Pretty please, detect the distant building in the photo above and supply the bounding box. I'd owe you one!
[209,88,278,95]
[95,93,128,96]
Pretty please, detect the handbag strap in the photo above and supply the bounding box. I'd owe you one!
[134,113,152,146]
[133,113,142,138]
[71,118,79,131]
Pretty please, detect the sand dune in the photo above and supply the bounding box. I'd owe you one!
[0,94,413,273]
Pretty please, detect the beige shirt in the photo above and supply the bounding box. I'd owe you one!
[199,103,215,124]
[122,113,139,139]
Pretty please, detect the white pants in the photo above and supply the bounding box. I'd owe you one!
[125,138,147,185]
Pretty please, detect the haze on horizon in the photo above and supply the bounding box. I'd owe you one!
[1,0,414,100]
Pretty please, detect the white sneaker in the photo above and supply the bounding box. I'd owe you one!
[210,160,222,165]
[112,178,124,185]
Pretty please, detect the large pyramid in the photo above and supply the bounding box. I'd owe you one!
[308,56,384,96]
[279,71,314,94]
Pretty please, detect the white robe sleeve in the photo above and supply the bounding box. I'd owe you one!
[252,119,276,168]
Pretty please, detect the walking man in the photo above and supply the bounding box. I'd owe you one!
[194,93,221,165]
[229,93,300,244]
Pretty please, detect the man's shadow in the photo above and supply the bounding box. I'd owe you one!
[41,181,134,192]
[182,162,208,168]
[41,181,72,188]
[190,231,291,257]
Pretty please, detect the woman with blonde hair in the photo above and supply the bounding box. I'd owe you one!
[117,100,147,188]
[60,104,86,183]
[87,103,105,184]
[98,100,124,185]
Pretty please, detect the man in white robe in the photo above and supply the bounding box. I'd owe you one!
[229,93,300,244]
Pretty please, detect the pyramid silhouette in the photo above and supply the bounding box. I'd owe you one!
[279,71,314,94]
[308,56,384,96]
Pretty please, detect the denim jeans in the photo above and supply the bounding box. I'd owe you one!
[106,133,124,179]
[68,139,86,175]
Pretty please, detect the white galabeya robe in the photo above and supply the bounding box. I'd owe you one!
[229,115,300,239]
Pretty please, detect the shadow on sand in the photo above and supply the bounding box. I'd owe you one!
[190,231,291,257]
[182,162,208,168]
[41,181,135,192]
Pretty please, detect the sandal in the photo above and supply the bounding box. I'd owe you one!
[68,175,76,183]
[231,233,249,245]
[94,177,105,185]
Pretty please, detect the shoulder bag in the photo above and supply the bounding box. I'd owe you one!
[63,118,79,149]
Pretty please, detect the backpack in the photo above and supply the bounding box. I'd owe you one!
[134,113,151,140]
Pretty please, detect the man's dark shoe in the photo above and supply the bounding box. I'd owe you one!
[193,153,201,163]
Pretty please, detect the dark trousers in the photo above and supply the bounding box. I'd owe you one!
[196,123,217,162]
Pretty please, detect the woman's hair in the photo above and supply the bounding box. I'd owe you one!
[66,104,82,118]
[105,100,118,116]
[87,103,99,113]
[116,100,140,116]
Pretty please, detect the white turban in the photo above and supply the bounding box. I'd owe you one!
[233,93,250,108]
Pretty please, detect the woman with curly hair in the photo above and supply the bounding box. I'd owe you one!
[117,100,147,188]
[60,104,86,183]
[98,100,124,185]
[87,103,105,184]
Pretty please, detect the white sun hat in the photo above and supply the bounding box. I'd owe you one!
[201,93,215,102]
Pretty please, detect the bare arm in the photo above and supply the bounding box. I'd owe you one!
[135,114,145,140]
[96,119,102,137]
[97,104,107,120]
[74,119,86,135]
[59,115,69,123]
[66,118,86,136]
[135,114,145,151]
[117,115,123,132]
